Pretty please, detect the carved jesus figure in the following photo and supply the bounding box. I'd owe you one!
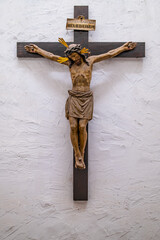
[25,41,136,169]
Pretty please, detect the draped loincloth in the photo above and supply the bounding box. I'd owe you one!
[65,90,93,120]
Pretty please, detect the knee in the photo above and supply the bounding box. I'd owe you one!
[79,123,86,133]
[70,124,78,133]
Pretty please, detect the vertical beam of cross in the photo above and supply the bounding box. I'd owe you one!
[73,6,89,201]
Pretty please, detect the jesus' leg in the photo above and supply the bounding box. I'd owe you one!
[69,117,84,169]
[79,119,88,169]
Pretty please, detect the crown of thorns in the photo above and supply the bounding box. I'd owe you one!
[57,38,89,64]
[64,44,82,56]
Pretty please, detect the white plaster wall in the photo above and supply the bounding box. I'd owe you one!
[1,0,160,239]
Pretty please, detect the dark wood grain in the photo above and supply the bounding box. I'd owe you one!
[17,41,145,58]
[17,42,70,58]
[74,6,88,44]
[73,124,88,201]
[73,6,89,201]
[88,42,145,58]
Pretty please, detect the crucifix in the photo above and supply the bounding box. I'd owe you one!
[17,6,145,201]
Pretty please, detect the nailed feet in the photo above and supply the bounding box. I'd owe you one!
[75,154,86,170]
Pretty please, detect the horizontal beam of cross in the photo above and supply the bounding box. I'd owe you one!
[17,42,145,58]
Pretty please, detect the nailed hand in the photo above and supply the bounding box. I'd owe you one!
[123,42,137,51]
[24,44,39,53]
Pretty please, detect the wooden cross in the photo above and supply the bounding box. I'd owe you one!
[17,6,145,201]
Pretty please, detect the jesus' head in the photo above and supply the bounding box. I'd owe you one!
[64,44,89,67]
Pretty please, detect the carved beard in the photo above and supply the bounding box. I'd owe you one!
[75,59,81,65]
[74,57,82,65]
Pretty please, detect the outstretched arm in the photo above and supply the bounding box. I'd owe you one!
[88,42,136,64]
[24,44,69,66]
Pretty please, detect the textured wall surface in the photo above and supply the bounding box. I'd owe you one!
[1,0,160,239]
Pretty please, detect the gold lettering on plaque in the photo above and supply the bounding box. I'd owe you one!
[66,15,96,31]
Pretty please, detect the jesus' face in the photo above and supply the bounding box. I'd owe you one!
[69,52,82,66]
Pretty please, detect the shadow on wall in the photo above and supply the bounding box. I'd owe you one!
[92,58,144,102]
[18,57,144,103]
[17,58,71,99]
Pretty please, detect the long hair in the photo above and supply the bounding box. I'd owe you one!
[64,44,89,68]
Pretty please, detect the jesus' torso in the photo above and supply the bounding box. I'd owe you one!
[69,58,93,92]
